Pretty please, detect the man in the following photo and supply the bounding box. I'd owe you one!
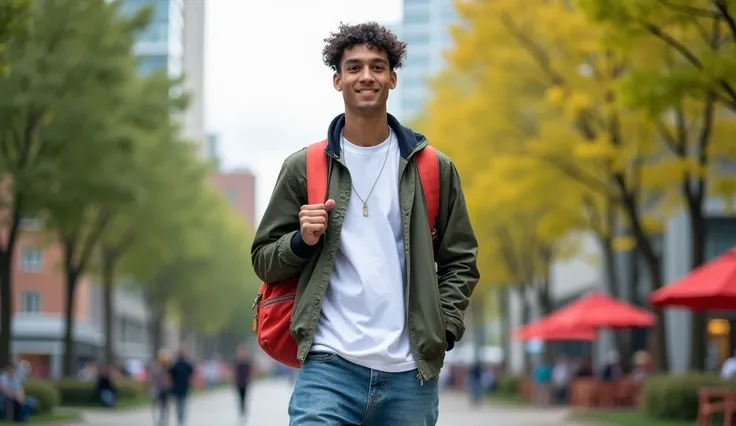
[0,363,27,422]
[168,349,194,426]
[232,345,252,418]
[251,22,479,425]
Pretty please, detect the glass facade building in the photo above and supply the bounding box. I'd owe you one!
[393,0,457,121]
[121,0,184,78]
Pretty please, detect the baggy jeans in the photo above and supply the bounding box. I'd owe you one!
[288,352,440,426]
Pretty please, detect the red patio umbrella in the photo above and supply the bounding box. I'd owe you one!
[514,316,596,341]
[649,248,736,311]
[545,291,655,329]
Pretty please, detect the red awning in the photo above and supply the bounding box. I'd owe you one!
[649,248,736,311]
[514,316,596,341]
[546,291,655,329]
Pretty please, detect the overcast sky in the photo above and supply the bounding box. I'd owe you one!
[204,1,402,221]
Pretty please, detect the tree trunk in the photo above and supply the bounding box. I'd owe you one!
[0,257,13,367]
[62,270,78,377]
[519,286,531,373]
[618,189,668,371]
[148,308,164,361]
[689,206,707,371]
[471,294,486,364]
[649,266,669,372]
[497,288,510,365]
[101,248,116,366]
[599,234,632,363]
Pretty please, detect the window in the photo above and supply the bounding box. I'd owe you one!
[403,10,431,25]
[138,54,169,75]
[20,292,41,314]
[406,51,431,70]
[21,248,42,272]
[403,32,430,48]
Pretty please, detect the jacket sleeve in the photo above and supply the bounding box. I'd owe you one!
[250,154,317,283]
[435,156,480,343]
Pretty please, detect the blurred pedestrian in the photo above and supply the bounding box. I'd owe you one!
[467,360,484,405]
[151,350,171,426]
[95,365,117,408]
[168,348,194,426]
[232,345,252,418]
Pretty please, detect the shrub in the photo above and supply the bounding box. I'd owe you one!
[23,379,59,414]
[498,374,522,395]
[642,373,736,421]
[55,378,145,406]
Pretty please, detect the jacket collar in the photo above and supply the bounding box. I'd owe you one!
[325,113,427,160]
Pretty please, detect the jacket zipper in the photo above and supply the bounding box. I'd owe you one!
[251,294,295,331]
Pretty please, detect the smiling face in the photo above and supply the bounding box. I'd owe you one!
[333,44,397,113]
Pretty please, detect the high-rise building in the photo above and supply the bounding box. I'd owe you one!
[393,0,457,122]
[182,0,207,158]
[121,0,206,156]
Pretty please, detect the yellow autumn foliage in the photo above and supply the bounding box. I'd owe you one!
[419,0,736,296]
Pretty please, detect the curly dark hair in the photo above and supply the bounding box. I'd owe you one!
[322,22,407,73]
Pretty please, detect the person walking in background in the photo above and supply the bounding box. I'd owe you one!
[251,21,479,426]
[232,345,252,419]
[151,350,171,426]
[168,349,194,426]
[95,365,117,408]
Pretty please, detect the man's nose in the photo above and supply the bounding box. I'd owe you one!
[359,66,375,83]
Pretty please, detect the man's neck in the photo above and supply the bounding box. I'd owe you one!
[343,108,390,147]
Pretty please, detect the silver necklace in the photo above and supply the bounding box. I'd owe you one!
[342,128,392,217]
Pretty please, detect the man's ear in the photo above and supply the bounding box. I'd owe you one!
[333,71,342,91]
[390,71,397,89]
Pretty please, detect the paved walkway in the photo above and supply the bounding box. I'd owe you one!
[80,378,575,425]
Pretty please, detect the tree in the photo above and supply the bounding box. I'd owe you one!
[0,0,141,368]
[170,199,256,340]
[95,70,195,365]
[21,0,151,376]
[121,185,259,359]
[436,0,674,370]
[418,65,597,368]
[0,0,31,74]
[577,0,736,370]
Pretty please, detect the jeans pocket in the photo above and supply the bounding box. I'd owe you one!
[305,351,336,362]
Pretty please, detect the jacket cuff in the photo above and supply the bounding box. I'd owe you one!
[277,231,314,265]
[445,317,465,344]
[446,331,456,351]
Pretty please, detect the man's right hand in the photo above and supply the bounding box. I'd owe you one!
[299,199,336,246]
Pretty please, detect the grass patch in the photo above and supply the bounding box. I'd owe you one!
[63,385,227,411]
[487,392,526,406]
[0,410,82,424]
[571,410,693,426]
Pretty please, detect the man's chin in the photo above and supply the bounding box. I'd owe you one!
[354,101,384,111]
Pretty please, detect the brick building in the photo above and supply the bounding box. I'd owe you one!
[211,169,257,229]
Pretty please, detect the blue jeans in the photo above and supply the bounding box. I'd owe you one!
[288,352,439,426]
[173,393,187,425]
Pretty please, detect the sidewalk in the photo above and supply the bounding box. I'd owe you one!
[75,379,579,425]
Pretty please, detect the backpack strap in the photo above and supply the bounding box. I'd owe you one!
[306,140,329,204]
[415,146,440,248]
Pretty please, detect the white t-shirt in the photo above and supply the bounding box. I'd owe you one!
[311,129,416,372]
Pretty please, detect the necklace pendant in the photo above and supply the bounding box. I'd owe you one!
[362,203,369,217]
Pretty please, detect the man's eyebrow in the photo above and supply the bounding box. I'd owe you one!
[344,57,389,65]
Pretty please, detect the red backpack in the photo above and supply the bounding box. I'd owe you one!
[252,139,440,368]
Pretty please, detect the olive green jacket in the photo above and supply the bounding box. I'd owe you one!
[250,113,479,381]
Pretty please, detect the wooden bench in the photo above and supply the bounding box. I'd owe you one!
[697,387,736,426]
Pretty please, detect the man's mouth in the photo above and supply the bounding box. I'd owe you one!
[356,88,379,94]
